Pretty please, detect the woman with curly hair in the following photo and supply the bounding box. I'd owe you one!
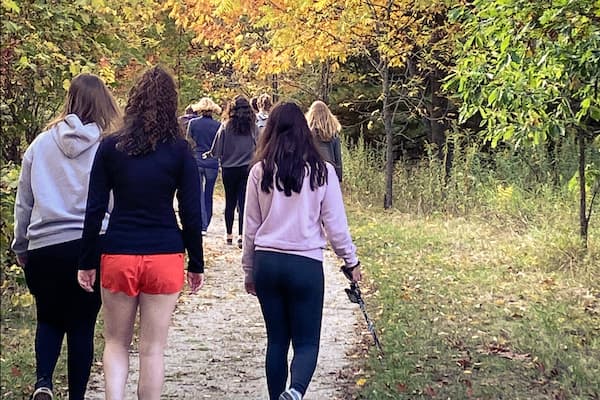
[205,95,257,247]
[242,102,361,400]
[12,73,119,400]
[77,66,204,400]
[305,100,343,182]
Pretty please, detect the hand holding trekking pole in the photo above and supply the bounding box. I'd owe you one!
[341,261,362,282]
[341,262,384,356]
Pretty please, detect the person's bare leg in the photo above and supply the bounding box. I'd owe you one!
[137,292,179,400]
[101,289,138,400]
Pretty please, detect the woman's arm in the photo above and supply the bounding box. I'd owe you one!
[204,124,225,159]
[12,147,35,263]
[79,140,112,270]
[177,142,205,274]
[321,164,357,267]
[242,164,262,291]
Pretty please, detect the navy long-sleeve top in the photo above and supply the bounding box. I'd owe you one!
[79,135,204,273]
[188,115,221,169]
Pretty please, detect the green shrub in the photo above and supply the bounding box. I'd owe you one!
[341,128,599,399]
[341,134,386,205]
[1,163,19,268]
[0,163,31,312]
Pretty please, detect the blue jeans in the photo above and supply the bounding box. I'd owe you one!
[198,167,218,231]
[254,251,324,399]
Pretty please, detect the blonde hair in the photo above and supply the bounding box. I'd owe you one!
[45,73,120,132]
[192,97,222,115]
[305,100,341,141]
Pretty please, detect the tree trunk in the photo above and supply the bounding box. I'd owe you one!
[546,136,560,186]
[271,74,279,103]
[382,62,394,209]
[319,61,331,103]
[428,74,447,165]
[176,28,183,95]
[578,128,588,247]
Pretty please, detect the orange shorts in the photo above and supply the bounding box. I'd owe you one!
[100,253,185,296]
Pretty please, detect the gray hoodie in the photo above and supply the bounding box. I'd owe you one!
[12,114,109,256]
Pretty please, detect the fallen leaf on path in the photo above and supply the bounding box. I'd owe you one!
[424,386,436,397]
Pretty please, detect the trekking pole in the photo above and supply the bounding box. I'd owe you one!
[341,266,384,356]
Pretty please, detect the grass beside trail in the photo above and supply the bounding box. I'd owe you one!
[347,205,600,399]
[0,300,104,399]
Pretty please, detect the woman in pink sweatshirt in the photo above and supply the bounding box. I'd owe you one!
[242,102,361,400]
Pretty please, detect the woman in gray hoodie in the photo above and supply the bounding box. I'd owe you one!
[12,73,120,400]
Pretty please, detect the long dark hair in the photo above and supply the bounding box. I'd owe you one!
[253,102,327,196]
[224,95,256,136]
[116,66,182,156]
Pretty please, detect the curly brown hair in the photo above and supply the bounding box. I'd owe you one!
[116,66,182,156]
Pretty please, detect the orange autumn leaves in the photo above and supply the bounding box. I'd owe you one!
[166,0,450,77]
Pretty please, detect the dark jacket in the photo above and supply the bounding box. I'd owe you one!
[178,112,198,132]
[208,123,257,169]
[188,116,221,169]
[79,136,204,273]
[316,136,342,182]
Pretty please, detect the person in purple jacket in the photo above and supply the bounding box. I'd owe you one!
[242,102,362,400]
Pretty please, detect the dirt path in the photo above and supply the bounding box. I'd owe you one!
[86,196,359,399]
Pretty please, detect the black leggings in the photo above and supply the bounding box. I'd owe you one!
[24,239,101,400]
[254,251,324,399]
[222,165,249,235]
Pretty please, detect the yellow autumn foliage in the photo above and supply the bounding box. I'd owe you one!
[167,0,450,77]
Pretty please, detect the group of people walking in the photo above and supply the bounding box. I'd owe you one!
[12,65,359,400]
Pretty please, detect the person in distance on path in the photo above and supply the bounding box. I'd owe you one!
[204,95,257,248]
[305,100,343,182]
[187,97,222,234]
[255,92,273,137]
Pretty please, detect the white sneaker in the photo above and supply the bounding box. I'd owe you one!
[279,388,302,400]
[31,387,53,400]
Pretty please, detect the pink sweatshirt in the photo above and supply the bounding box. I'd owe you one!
[242,162,358,284]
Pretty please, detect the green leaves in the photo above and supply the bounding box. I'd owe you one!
[447,0,600,149]
[1,0,20,13]
[0,0,177,162]
[499,35,510,53]
[445,0,600,245]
